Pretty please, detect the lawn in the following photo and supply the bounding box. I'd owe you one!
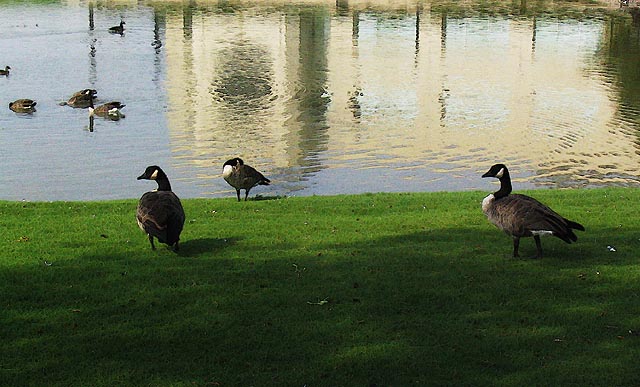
[1,188,639,386]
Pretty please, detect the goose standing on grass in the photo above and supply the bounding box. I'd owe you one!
[88,98,125,121]
[0,66,10,76]
[9,99,36,113]
[222,157,271,201]
[481,163,585,258]
[136,166,185,251]
[61,89,97,108]
[109,20,125,34]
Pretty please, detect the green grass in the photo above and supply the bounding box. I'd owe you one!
[1,188,640,386]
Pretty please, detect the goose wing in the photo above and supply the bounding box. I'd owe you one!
[137,191,185,244]
[240,165,270,187]
[103,101,125,110]
[10,99,36,112]
[497,194,579,242]
[67,96,92,108]
[95,102,125,115]
[71,89,96,99]
[16,99,36,108]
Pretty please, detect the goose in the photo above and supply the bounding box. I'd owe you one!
[222,157,271,201]
[109,20,125,34]
[9,99,36,113]
[71,88,97,99]
[0,66,10,76]
[88,99,125,121]
[136,165,185,251]
[481,163,585,258]
[61,89,97,108]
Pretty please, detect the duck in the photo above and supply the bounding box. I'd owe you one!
[222,157,271,201]
[136,165,185,251]
[9,99,36,113]
[61,89,97,108]
[481,163,585,258]
[0,66,10,76]
[88,98,125,121]
[109,20,125,34]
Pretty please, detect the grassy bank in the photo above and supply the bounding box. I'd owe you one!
[1,188,639,386]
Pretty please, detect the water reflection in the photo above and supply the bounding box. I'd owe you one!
[0,1,640,201]
[211,42,274,124]
[287,8,331,175]
[161,1,640,195]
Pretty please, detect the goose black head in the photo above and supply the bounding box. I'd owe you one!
[137,165,165,181]
[482,163,509,179]
[223,158,244,168]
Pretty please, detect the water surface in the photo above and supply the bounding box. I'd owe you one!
[1,0,639,201]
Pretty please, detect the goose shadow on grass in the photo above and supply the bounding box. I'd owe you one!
[176,237,241,257]
[248,194,286,201]
[308,226,601,263]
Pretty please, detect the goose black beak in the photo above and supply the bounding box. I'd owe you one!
[481,171,492,178]
[137,174,145,180]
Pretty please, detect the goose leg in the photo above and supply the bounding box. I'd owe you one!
[534,235,543,259]
[173,241,180,252]
[512,237,520,258]
[244,188,251,201]
[148,234,156,250]
[235,189,241,202]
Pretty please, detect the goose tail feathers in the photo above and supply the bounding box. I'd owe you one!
[259,177,271,186]
[566,219,585,232]
[555,219,584,244]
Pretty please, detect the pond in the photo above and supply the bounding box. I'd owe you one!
[1,0,639,201]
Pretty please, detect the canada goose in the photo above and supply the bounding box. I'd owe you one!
[0,66,10,76]
[136,165,185,251]
[109,20,125,34]
[481,163,585,258]
[88,99,125,121]
[9,99,36,113]
[61,89,97,108]
[222,157,271,201]
[71,88,97,99]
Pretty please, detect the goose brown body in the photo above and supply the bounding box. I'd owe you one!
[89,99,125,120]
[9,99,36,113]
[136,166,185,251]
[481,163,584,258]
[63,89,97,108]
[222,158,271,201]
[0,66,10,76]
[93,101,125,115]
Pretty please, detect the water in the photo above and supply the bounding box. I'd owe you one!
[1,0,639,201]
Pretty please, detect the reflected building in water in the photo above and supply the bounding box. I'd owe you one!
[161,1,640,194]
[164,3,334,191]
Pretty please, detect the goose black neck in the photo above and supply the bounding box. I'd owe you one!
[495,172,512,199]
[155,176,172,191]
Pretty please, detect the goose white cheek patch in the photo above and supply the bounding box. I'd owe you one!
[495,167,504,178]
[150,169,158,180]
[222,165,233,178]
